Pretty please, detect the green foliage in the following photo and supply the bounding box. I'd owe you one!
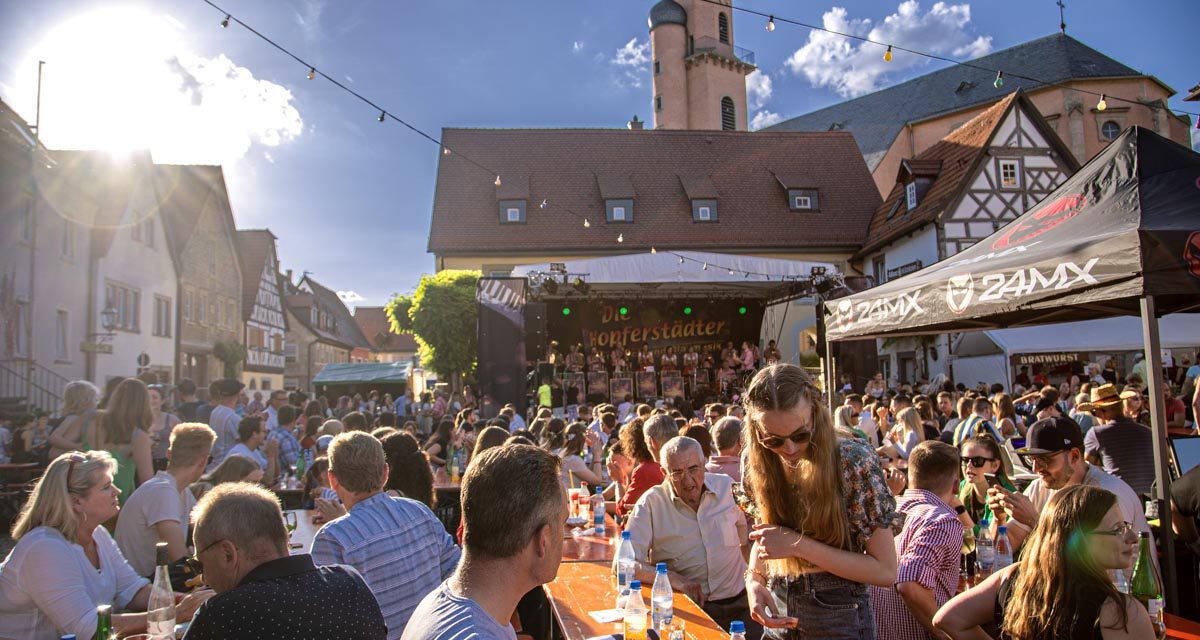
[386,270,480,380]
[213,341,247,378]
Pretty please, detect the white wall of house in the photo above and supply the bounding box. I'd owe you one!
[93,178,178,384]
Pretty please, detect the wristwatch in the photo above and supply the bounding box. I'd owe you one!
[954,504,968,515]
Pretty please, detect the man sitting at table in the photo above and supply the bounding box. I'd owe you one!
[312,432,460,639]
[116,423,215,577]
[184,482,386,639]
[227,415,278,486]
[403,444,566,640]
[620,436,760,636]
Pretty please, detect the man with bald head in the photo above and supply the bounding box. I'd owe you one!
[619,436,758,636]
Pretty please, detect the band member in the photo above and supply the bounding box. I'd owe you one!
[637,343,655,372]
[660,346,679,372]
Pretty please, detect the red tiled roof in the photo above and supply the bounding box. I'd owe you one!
[428,129,882,254]
[856,91,1074,259]
[353,307,418,352]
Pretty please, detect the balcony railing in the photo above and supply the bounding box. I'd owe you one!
[734,45,756,66]
[688,36,756,67]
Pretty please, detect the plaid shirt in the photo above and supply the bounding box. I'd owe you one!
[311,492,461,639]
[266,425,302,471]
[870,489,963,640]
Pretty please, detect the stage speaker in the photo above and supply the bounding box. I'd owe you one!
[537,362,555,384]
[524,303,547,362]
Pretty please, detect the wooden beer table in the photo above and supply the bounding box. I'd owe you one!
[545,561,728,640]
[562,514,620,563]
[1167,612,1200,640]
[285,509,321,554]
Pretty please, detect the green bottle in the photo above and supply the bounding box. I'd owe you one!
[1129,531,1165,639]
[92,604,112,640]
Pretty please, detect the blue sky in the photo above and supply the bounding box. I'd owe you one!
[1,0,1195,309]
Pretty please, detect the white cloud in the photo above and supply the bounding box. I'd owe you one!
[294,0,326,47]
[750,111,784,130]
[785,1,993,98]
[337,290,366,304]
[747,70,773,110]
[611,37,650,88]
[14,7,302,165]
[573,40,585,53]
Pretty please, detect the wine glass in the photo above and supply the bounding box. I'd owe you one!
[284,511,298,536]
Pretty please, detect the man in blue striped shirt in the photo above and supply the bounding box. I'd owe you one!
[311,432,461,639]
[952,397,1004,446]
[265,405,302,472]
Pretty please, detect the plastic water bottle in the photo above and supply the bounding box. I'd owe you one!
[616,531,636,609]
[651,562,674,634]
[591,487,606,535]
[730,620,746,640]
[623,580,649,640]
[993,525,1013,571]
[976,518,994,577]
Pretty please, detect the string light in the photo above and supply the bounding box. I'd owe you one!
[617,233,624,243]
[583,218,590,228]
[494,175,502,186]
[702,262,708,271]
[540,199,547,209]
[678,256,684,264]
[884,45,893,62]
[993,71,1004,88]
[1097,94,1107,111]
[442,147,450,155]
[651,247,657,254]
[307,67,315,80]
[378,110,386,122]
[220,13,230,28]
[766,15,775,31]
[728,269,735,275]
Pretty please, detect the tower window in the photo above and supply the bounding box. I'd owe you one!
[720,97,735,131]
[718,13,729,44]
[1101,120,1120,141]
[654,60,660,75]
[656,96,662,111]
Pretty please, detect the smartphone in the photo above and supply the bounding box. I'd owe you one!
[983,472,999,487]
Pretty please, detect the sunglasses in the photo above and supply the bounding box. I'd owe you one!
[64,452,87,493]
[756,426,814,449]
[1091,521,1133,537]
[960,456,995,469]
[185,538,227,576]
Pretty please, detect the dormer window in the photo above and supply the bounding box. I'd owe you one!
[692,199,718,222]
[606,199,634,223]
[905,182,918,211]
[787,189,819,211]
[498,199,526,224]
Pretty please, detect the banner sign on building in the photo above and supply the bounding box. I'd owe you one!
[545,300,764,360]
[1011,352,1081,366]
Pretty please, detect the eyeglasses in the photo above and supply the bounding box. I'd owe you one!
[64,452,87,493]
[1091,521,1134,537]
[667,464,705,480]
[1026,450,1068,467]
[756,426,814,449]
[960,456,995,469]
[185,538,227,576]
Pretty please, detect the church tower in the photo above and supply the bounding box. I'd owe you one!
[648,0,755,130]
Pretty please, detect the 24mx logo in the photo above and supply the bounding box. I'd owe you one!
[833,292,924,330]
[970,258,1101,306]
[945,275,974,314]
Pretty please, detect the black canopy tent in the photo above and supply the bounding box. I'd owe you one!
[824,126,1200,611]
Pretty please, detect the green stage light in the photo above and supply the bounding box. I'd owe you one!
[619,306,629,316]
[683,306,693,315]
[738,306,747,315]
[562,307,571,316]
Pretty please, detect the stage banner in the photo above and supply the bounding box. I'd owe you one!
[637,371,658,399]
[545,300,764,361]
[610,377,633,404]
[477,277,528,413]
[587,371,610,403]
[661,373,684,400]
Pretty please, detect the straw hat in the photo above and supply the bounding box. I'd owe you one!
[1076,383,1121,412]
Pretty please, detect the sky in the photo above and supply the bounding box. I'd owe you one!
[1,0,1196,310]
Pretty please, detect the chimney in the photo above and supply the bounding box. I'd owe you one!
[627,115,644,130]
[285,269,294,285]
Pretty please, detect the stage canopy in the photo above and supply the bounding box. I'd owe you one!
[824,126,1200,340]
[312,362,412,385]
[511,251,837,300]
[954,313,1200,357]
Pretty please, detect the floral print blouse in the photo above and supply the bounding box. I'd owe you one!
[734,438,899,552]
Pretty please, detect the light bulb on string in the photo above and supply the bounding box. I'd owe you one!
[728,269,735,275]
[993,71,1004,88]
[702,262,708,271]
[378,111,386,123]
[617,233,624,243]
[766,16,775,31]
[220,14,231,28]
[884,45,893,62]
[651,247,657,254]
[539,199,547,209]
[307,67,315,80]
[1097,94,1107,111]
[583,218,591,228]
[494,175,502,186]
[678,256,685,264]
[442,147,450,156]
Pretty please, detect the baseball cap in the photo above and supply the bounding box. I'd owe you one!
[210,378,245,398]
[1015,417,1083,455]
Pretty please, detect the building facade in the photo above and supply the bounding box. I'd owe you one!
[353,306,419,364]
[282,273,371,391]
[158,165,242,388]
[237,230,288,393]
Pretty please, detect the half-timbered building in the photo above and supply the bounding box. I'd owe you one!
[237,229,288,393]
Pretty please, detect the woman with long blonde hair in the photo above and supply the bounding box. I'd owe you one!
[82,378,154,503]
[47,380,101,459]
[740,365,898,638]
[991,392,1024,438]
[935,484,1151,639]
[883,406,923,461]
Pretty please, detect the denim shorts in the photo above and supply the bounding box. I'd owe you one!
[764,572,876,640]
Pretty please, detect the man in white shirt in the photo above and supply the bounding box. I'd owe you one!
[263,390,287,431]
[227,415,278,486]
[620,436,757,636]
[206,378,245,472]
[116,423,215,576]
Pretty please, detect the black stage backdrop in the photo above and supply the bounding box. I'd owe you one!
[545,299,766,358]
[477,277,528,413]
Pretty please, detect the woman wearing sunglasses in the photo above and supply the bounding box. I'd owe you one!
[935,484,1151,639]
[957,435,1015,527]
[740,364,898,639]
[0,451,212,640]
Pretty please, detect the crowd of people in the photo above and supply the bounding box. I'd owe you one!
[0,358,1198,639]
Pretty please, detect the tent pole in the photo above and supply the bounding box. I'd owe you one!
[1140,295,1178,614]
[825,338,835,408]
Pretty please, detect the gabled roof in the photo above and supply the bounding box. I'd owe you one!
[353,306,419,353]
[284,274,372,350]
[766,34,1166,170]
[856,90,1078,259]
[236,229,288,329]
[429,128,881,254]
[154,164,240,277]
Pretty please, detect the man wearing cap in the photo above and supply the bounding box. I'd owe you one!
[207,378,246,472]
[987,416,1150,555]
[1081,384,1156,495]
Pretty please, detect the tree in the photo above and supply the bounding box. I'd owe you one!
[213,340,247,378]
[385,270,480,385]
